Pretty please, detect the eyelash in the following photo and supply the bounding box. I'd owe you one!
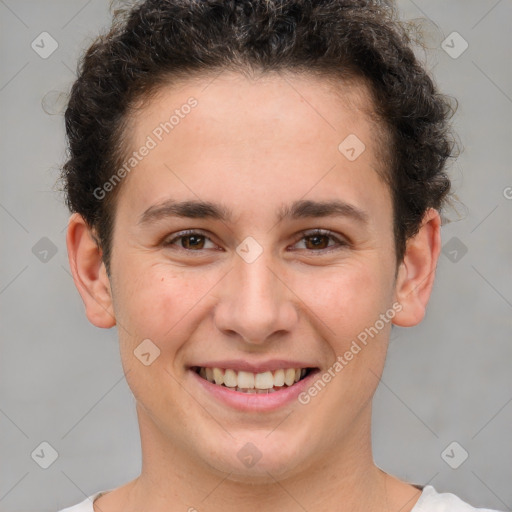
[162,228,349,255]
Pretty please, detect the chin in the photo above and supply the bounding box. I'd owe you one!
[199,433,311,482]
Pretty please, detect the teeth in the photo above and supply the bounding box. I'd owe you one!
[237,371,255,389]
[254,371,274,389]
[224,369,238,388]
[273,369,285,387]
[213,367,224,385]
[284,368,296,386]
[196,366,309,391]
[237,386,257,393]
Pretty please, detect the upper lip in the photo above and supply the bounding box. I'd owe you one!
[189,359,319,373]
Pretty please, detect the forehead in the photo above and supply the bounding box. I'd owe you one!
[128,69,383,156]
[115,70,392,230]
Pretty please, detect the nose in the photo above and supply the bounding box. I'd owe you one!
[213,250,299,345]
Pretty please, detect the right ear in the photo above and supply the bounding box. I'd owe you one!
[65,213,116,328]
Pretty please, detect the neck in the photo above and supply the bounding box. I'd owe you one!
[113,402,393,512]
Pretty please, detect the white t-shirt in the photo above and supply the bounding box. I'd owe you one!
[57,484,504,512]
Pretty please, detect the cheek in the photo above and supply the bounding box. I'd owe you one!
[115,262,216,351]
[298,261,390,341]
[297,266,392,410]
[115,264,216,405]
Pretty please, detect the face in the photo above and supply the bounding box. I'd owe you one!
[68,70,440,482]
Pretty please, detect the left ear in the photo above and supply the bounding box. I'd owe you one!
[392,207,442,327]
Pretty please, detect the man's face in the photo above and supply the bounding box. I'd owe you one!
[90,71,406,479]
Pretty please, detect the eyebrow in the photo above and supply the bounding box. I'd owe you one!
[137,198,369,226]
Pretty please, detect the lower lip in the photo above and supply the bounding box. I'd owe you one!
[189,368,320,412]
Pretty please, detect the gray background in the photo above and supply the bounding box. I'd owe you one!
[1,1,511,511]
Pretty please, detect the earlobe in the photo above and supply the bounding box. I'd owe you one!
[392,208,442,328]
[66,213,116,329]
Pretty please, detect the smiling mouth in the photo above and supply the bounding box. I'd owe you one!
[191,366,316,394]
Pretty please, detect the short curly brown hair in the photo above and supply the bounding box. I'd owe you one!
[59,0,458,277]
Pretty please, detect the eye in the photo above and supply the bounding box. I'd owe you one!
[162,230,218,251]
[162,228,349,254]
[290,229,349,253]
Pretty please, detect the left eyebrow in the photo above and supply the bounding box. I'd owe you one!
[137,198,370,226]
[277,199,369,225]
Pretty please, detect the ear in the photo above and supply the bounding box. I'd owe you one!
[65,213,116,328]
[392,207,441,327]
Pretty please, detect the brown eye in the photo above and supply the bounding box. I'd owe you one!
[292,229,348,253]
[181,234,205,249]
[303,233,331,250]
[163,230,216,251]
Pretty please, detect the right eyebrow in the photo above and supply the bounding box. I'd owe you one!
[138,199,233,225]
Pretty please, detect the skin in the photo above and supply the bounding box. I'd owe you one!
[66,70,441,512]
